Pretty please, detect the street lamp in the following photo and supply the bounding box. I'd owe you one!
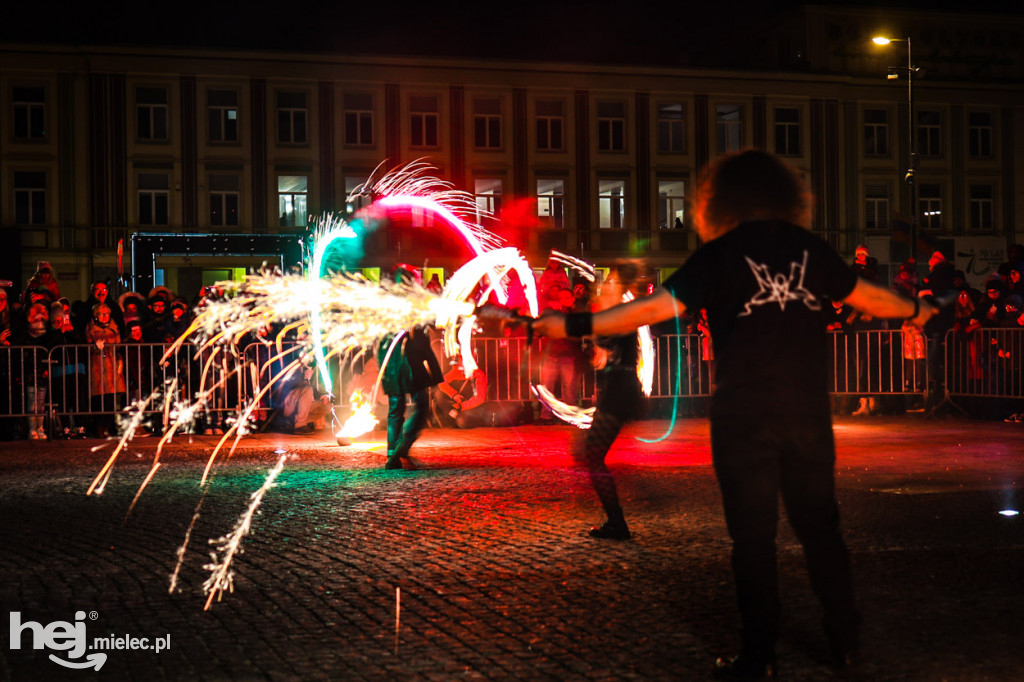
[873,35,921,260]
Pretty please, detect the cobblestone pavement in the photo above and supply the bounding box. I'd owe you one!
[1,416,1022,681]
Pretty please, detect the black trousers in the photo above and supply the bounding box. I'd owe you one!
[387,388,430,459]
[711,413,859,663]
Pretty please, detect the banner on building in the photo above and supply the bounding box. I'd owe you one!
[953,237,1007,290]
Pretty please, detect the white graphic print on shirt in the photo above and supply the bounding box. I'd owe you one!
[739,249,821,317]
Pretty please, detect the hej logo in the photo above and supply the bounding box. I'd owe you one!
[9,611,106,671]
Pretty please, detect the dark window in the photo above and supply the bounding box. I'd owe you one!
[344,93,374,146]
[657,103,685,154]
[208,89,239,143]
[209,175,240,226]
[14,171,46,225]
[473,98,502,149]
[536,100,563,151]
[597,102,625,152]
[774,107,800,156]
[864,109,889,156]
[410,95,439,148]
[138,174,169,225]
[277,92,307,144]
[968,112,992,158]
[137,87,168,141]
[13,86,46,140]
[917,110,942,157]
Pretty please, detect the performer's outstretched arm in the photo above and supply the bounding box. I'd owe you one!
[534,288,682,339]
[843,278,937,328]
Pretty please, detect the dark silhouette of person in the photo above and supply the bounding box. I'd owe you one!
[534,150,937,681]
[574,262,643,540]
[378,324,444,470]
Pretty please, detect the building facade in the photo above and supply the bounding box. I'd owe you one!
[2,5,1022,300]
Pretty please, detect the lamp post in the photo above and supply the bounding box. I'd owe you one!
[872,35,920,262]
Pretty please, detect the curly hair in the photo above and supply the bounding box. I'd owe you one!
[693,150,812,243]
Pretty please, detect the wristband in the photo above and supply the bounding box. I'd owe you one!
[564,312,593,338]
[906,297,920,321]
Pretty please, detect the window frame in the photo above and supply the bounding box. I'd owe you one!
[967,111,993,159]
[136,86,169,142]
[276,91,308,145]
[13,171,47,225]
[917,182,943,231]
[968,183,994,232]
[410,94,440,149]
[864,183,891,233]
[207,89,239,144]
[473,178,503,223]
[472,98,503,150]
[656,178,686,230]
[343,93,374,147]
[535,100,564,152]
[137,173,170,226]
[536,178,565,229]
[773,106,801,157]
[598,178,627,229]
[597,101,626,153]
[277,174,309,227]
[715,104,743,155]
[917,110,942,158]
[12,86,46,141]
[208,175,240,227]
[656,102,686,154]
[863,108,889,157]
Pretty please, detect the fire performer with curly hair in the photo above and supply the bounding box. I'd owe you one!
[534,150,937,680]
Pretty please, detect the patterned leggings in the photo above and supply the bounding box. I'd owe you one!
[573,411,627,524]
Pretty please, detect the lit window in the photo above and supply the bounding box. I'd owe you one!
[537,178,564,228]
[344,176,371,212]
[278,175,308,227]
[657,180,685,229]
[474,178,503,222]
[598,179,626,229]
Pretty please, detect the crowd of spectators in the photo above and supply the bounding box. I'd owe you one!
[0,261,208,440]
[826,243,1024,419]
[3,245,1022,440]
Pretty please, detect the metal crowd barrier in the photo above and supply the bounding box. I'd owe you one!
[1,329,1020,432]
[945,327,1024,399]
[826,329,928,395]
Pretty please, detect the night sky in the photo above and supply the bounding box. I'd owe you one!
[3,1,1022,67]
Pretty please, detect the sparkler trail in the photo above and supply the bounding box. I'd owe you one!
[98,164,626,608]
[528,255,655,428]
[203,453,289,610]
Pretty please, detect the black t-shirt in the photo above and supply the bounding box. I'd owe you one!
[663,220,858,418]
